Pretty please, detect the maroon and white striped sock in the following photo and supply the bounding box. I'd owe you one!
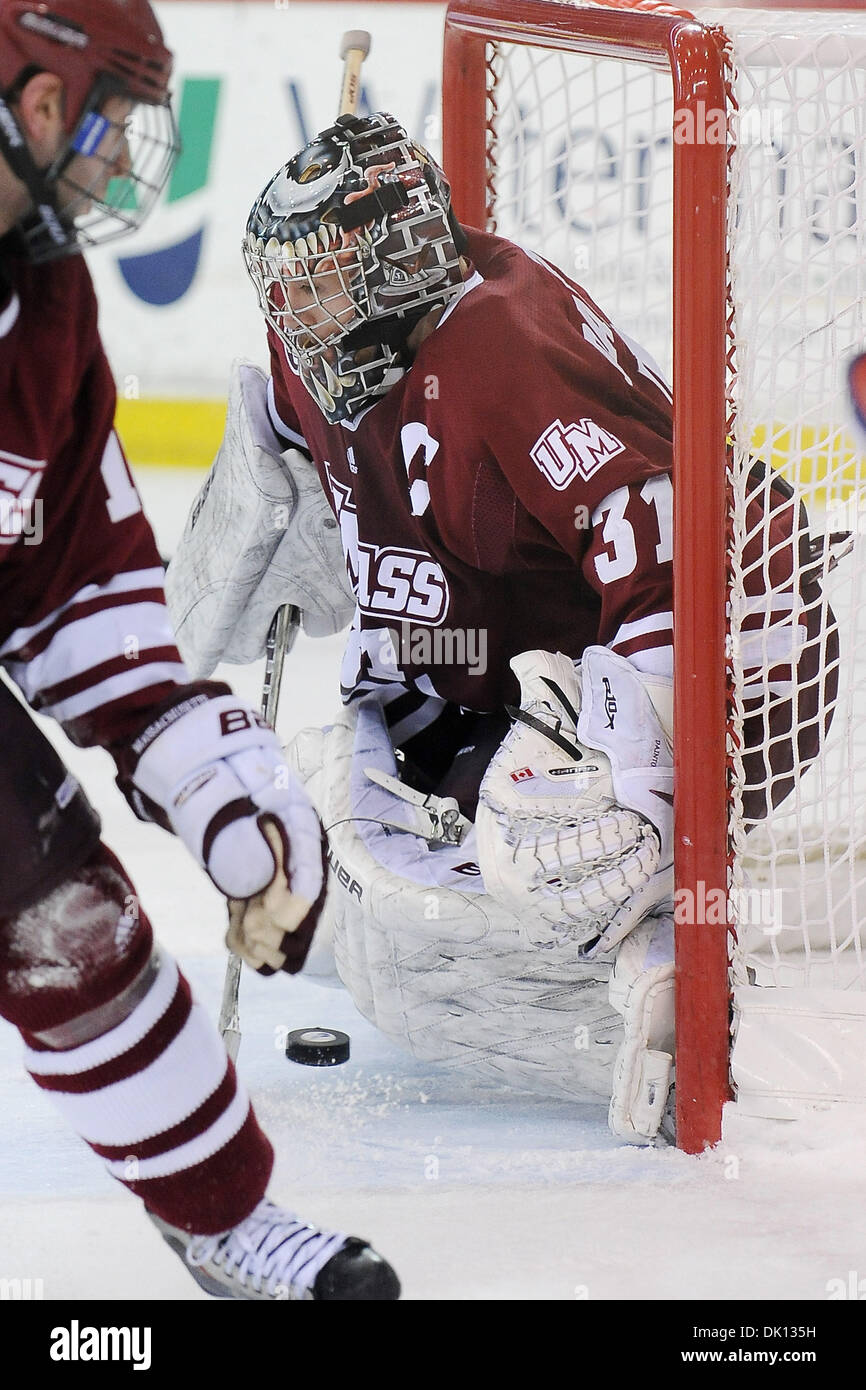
[2,843,273,1235]
[23,948,273,1233]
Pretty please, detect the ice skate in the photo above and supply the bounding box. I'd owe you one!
[149,1198,400,1301]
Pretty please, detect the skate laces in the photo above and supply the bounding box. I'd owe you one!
[186,1200,346,1298]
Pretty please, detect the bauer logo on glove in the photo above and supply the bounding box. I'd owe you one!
[119,688,328,973]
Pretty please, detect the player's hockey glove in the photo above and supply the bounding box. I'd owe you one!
[476,647,673,953]
[117,687,326,973]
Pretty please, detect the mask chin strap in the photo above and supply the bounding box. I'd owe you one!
[342,304,434,354]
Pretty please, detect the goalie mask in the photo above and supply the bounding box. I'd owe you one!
[0,0,178,261]
[243,112,467,425]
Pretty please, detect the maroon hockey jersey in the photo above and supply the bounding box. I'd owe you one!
[0,236,188,749]
[267,227,675,725]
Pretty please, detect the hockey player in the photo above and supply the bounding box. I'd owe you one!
[0,4,398,1300]
[168,112,828,1144]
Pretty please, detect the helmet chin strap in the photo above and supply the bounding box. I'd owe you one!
[0,73,175,262]
[0,94,69,246]
[0,94,42,187]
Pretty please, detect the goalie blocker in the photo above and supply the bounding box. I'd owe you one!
[165,360,354,680]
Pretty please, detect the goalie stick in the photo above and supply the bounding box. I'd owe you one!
[217,29,371,1059]
[338,30,371,117]
[218,603,299,1060]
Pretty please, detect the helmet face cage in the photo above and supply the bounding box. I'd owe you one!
[244,113,465,424]
[21,80,179,261]
[0,0,178,261]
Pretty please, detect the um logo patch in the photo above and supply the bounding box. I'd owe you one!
[530,418,625,489]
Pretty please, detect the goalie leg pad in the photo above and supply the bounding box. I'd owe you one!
[285,700,624,1101]
[608,913,676,1144]
[165,359,354,677]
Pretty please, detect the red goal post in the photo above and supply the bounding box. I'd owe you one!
[442,0,866,1153]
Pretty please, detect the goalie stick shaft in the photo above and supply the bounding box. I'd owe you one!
[338,30,371,118]
[218,28,372,1059]
[261,602,297,725]
[218,604,300,1060]
[218,951,242,1063]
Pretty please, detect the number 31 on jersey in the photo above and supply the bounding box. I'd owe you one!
[592,476,673,583]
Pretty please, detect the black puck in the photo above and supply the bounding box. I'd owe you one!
[285,1027,351,1066]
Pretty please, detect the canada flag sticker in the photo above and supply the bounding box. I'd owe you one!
[510,767,535,783]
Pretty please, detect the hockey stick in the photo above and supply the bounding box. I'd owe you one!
[338,30,371,117]
[218,32,371,1060]
[219,603,299,1061]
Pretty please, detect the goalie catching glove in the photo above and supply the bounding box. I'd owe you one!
[476,646,673,953]
[118,689,326,974]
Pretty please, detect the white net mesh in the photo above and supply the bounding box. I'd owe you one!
[484,8,866,993]
[488,44,674,373]
[719,10,866,991]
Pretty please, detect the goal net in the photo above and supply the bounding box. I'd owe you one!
[443,0,866,1147]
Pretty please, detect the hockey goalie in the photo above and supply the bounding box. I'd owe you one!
[167,112,835,1144]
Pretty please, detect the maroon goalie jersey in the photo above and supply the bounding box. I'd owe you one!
[267,227,677,724]
[0,237,187,749]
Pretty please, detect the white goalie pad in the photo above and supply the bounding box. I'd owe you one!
[286,699,624,1102]
[475,647,674,954]
[165,360,355,678]
[608,913,675,1144]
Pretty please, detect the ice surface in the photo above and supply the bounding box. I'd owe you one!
[2,466,866,1303]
